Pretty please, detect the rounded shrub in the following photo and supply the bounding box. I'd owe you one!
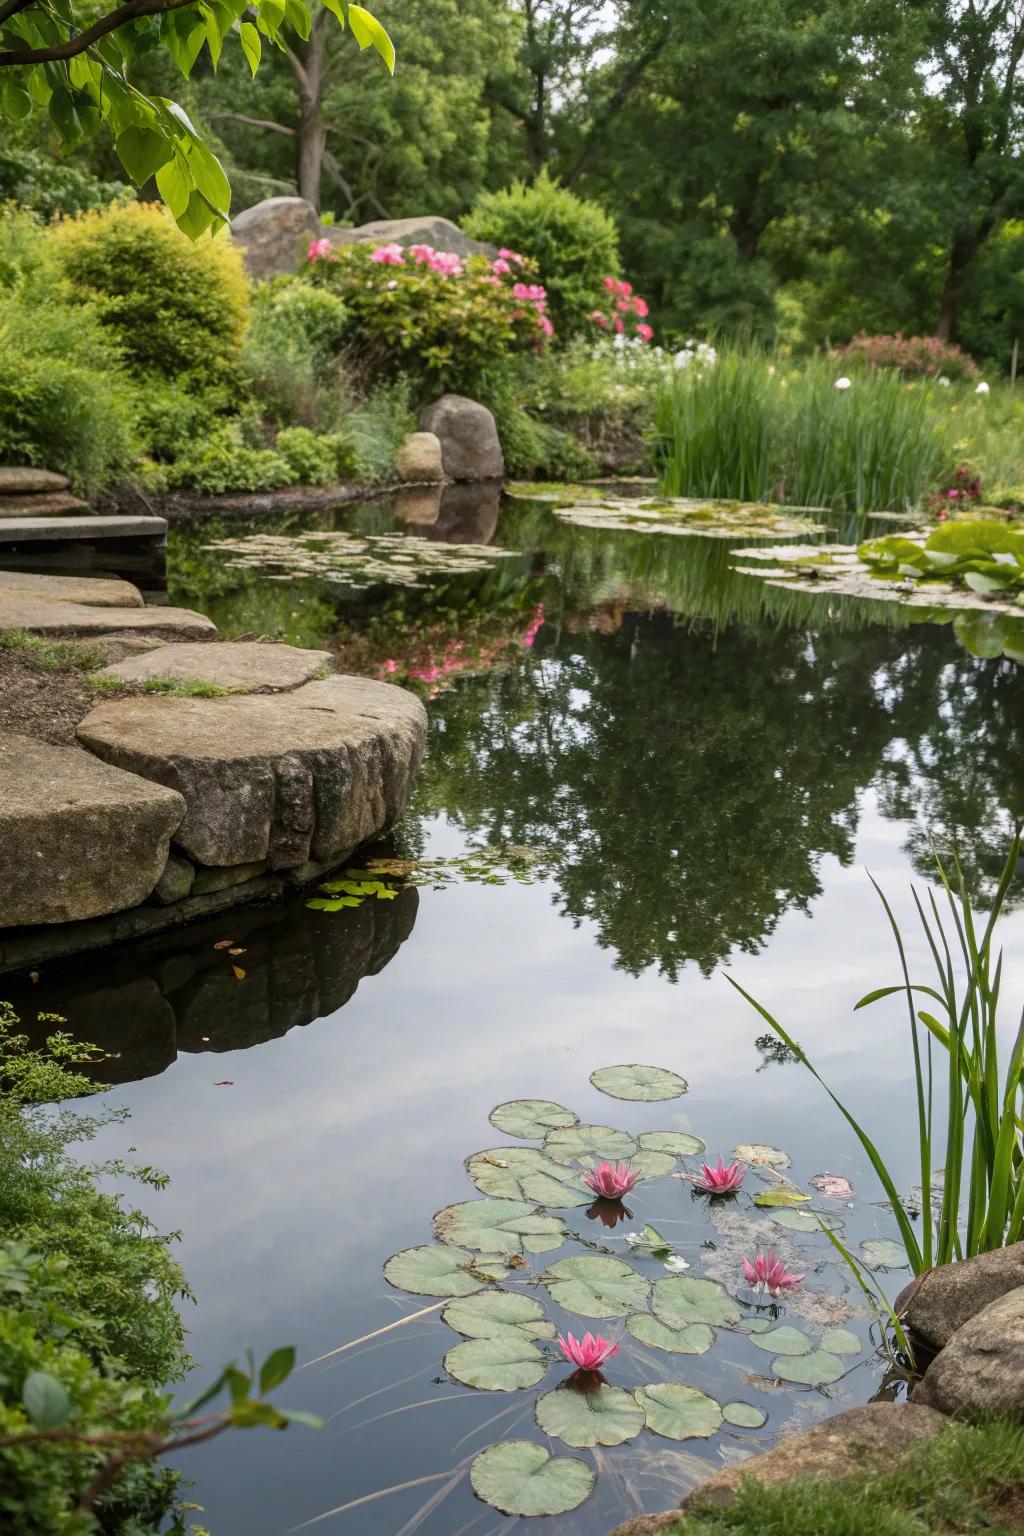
[466,169,621,339]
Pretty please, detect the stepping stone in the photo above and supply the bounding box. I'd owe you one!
[0,467,69,494]
[77,675,428,869]
[0,492,92,518]
[0,570,144,608]
[0,595,216,639]
[0,514,166,544]
[96,640,333,692]
[0,732,185,927]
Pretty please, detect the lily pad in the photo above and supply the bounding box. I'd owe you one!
[860,1239,909,1270]
[383,1244,506,1297]
[544,1123,637,1166]
[768,1208,843,1234]
[442,1290,555,1341]
[469,1440,594,1516]
[736,1317,774,1334]
[733,1143,791,1169]
[535,1384,645,1448]
[444,1334,548,1391]
[626,1314,714,1355]
[635,1382,723,1441]
[434,1198,565,1256]
[541,1255,651,1318]
[722,1401,768,1428]
[772,1349,846,1386]
[638,1130,706,1156]
[749,1325,812,1357]
[754,1185,812,1208]
[590,1064,688,1102]
[466,1147,591,1207]
[577,1149,676,1182]
[489,1099,579,1141]
[652,1274,742,1329]
[810,1173,854,1199]
[821,1328,862,1356]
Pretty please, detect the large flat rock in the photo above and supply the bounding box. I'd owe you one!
[0,514,166,544]
[0,492,91,518]
[0,595,216,638]
[76,674,427,869]
[0,467,69,494]
[0,733,185,926]
[96,639,333,691]
[0,570,144,609]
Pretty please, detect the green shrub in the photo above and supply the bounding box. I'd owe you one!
[832,332,980,381]
[242,279,349,426]
[134,380,211,463]
[341,379,416,482]
[276,425,344,485]
[466,169,621,339]
[0,147,131,219]
[167,421,293,494]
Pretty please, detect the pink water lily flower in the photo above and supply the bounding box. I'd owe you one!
[583,1161,639,1199]
[557,1331,620,1370]
[690,1156,746,1194]
[743,1250,805,1296]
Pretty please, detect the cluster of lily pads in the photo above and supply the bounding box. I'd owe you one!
[306,845,558,912]
[380,1064,901,1519]
[202,530,516,592]
[858,519,1024,597]
[549,497,830,542]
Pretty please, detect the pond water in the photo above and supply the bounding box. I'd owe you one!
[13,485,1024,1534]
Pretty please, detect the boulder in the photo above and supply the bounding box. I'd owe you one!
[76,674,427,871]
[231,196,320,280]
[0,733,185,927]
[96,640,332,693]
[0,467,69,494]
[898,1245,1024,1352]
[0,570,144,609]
[0,596,216,639]
[419,395,504,481]
[912,1284,1024,1417]
[428,480,501,545]
[326,215,495,261]
[394,431,444,483]
[151,852,196,906]
[391,485,443,526]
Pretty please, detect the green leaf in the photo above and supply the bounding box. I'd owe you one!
[771,1349,845,1386]
[230,1400,286,1428]
[48,88,80,142]
[733,1143,790,1169]
[0,78,33,121]
[635,1382,723,1441]
[383,1243,505,1297]
[465,1147,590,1207]
[116,125,173,185]
[22,1372,71,1429]
[155,155,191,219]
[348,2,395,72]
[320,0,347,23]
[590,1064,688,1101]
[544,1123,637,1166]
[753,1185,811,1208]
[767,1208,843,1233]
[442,1290,554,1341]
[626,1314,714,1354]
[638,1130,706,1156]
[541,1255,650,1318]
[184,138,231,216]
[444,1334,547,1391]
[434,1198,565,1256]
[176,189,219,240]
[470,1441,594,1516]
[259,1346,295,1394]
[749,1325,811,1357]
[821,1328,861,1356]
[859,1238,909,1270]
[283,0,312,38]
[535,1383,645,1448]
[651,1274,741,1329]
[489,1099,578,1140]
[722,1401,767,1427]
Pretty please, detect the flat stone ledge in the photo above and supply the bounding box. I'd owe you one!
[0,570,145,609]
[0,467,69,494]
[0,514,166,543]
[96,639,333,691]
[0,596,216,638]
[0,732,185,926]
[0,492,92,518]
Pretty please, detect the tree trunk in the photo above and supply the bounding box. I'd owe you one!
[935,230,977,342]
[290,15,328,212]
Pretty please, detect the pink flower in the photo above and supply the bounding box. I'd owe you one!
[614,316,624,334]
[582,1161,639,1199]
[615,295,632,313]
[491,258,512,275]
[633,296,649,317]
[603,275,618,292]
[371,243,405,265]
[428,249,463,277]
[616,279,633,297]
[557,1331,620,1371]
[742,1250,804,1296]
[407,243,435,264]
[384,659,397,673]
[307,237,333,263]
[539,314,554,337]
[689,1156,746,1195]
[512,281,547,305]
[636,322,654,342]
[498,247,523,264]
[590,309,609,330]
[522,603,545,648]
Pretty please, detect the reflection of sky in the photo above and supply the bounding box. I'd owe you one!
[76,783,1024,1535]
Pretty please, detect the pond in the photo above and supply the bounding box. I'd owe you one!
[13,484,1024,1534]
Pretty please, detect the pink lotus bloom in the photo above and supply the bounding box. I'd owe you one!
[743,1250,805,1296]
[371,243,405,265]
[498,247,523,263]
[491,257,512,275]
[690,1156,746,1194]
[307,237,333,263]
[583,1160,639,1199]
[557,1331,620,1371]
[633,295,649,317]
[636,322,654,342]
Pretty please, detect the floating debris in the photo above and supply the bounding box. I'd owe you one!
[202,529,517,592]
[550,497,830,541]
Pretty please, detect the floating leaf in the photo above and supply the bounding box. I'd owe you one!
[590,1064,688,1101]
[722,1401,767,1428]
[541,1255,650,1318]
[442,1290,554,1341]
[383,1244,505,1297]
[466,1147,590,1207]
[754,1185,812,1208]
[626,1314,714,1354]
[445,1334,547,1391]
[749,1325,812,1357]
[767,1208,843,1234]
[821,1328,862,1356]
[635,1382,723,1441]
[638,1130,706,1157]
[733,1144,790,1169]
[470,1440,594,1516]
[772,1349,845,1386]
[544,1123,637,1166]
[577,1149,676,1182]
[736,1316,774,1334]
[489,1099,578,1141]
[809,1173,854,1199]
[860,1239,909,1270]
[535,1384,645,1448]
[435,1199,565,1257]
[652,1275,741,1329]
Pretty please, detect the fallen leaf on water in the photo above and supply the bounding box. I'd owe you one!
[743,1373,785,1391]
[810,1173,854,1199]
[229,947,247,957]
[231,965,246,981]
[506,1254,529,1270]
[29,971,39,984]
[213,939,234,950]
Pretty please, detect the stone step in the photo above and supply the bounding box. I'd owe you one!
[0,570,144,608]
[96,639,333,692]
[0,514,166,544]
[0,492,92,518]
[0,467,70,494]
[0,594,216,638]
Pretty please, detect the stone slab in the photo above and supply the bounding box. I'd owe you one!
[0,570,145,609]
[0,467,70,494]
[0,596,216,638]
[0,732,186,927]
[0,515,166,544]
[96,640,333,691]
[76,674,428,869]
[0,492,92,518]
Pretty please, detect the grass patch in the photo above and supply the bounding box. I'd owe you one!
[0,628,105,671]
[85,673,241,698]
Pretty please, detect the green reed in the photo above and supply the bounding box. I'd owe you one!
[728,834,1024,1275]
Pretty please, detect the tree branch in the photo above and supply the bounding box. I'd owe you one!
[564,23,669,187]
[210,110,297,137]
[0,0,197,65]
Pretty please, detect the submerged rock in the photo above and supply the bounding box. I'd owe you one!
[419,395,504,482]
[898,1245,1024,1352]
[912,1284,1024,1417]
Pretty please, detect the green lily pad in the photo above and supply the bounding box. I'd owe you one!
[444,1334,548,1391]
[733,1144,790,1169]
[638,1131,706,1156]
[383,1244,506,1297]
[489,1099,579,1141]
[722,1401,768,1428]
[544,1123,638,1166]
[626,1314,714,1354]
[434,1198,565,1256]
[535,1383,645,1448]
[860,1239,909,1270]
[652,1274,742,1329]
[442,1290,554,1341]
[635,1382,723,1441]
[736,1316,774,1334]
[541,1255,651,1318]
[469,1440,594,1516]
[772,1348,846,1386]
[749,1325,812,1357]
[754,1185,812,1208]
[768,1208,843,1233]
[577,1149,676,1182]
[821,1328,862,1356]
[466,1147,591,1207]
[590,1064,688,1101]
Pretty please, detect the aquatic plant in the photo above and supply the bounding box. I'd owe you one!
[688,1157,747,1195]
[557,1331,621,1369]
[743,1251,805,1297]
[860,518,1024,597]
[582,1161,640,1198]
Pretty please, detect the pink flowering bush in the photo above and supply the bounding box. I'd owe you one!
[590,277,654,343]
[304,238,552,395]
[831,332,980,381]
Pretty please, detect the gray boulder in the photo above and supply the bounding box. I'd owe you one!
[898,1244,1024,1352]
[231,196,320,281]
[912,1284,1024,1417]
[151,852,196,906]
[419,395,504,481]
[394,431,444,483]
[326,215,495,260]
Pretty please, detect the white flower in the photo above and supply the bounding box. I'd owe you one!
[834,376,852,391]
[976,380,990,394]
[663,1254,690,1272]
[623,1231,643,1247]
[937,375,951,387]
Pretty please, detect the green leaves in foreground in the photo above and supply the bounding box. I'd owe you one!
[22,1371,71,1429]
[434,1198,565,1256]
[489,1099,578,1140]
[470,1440,594,1516]
[444,1334,548,1391]
[383,1243,506,1296]
[541,1255,651,1318]
[536,1383,645,1447]
[634,1382,723,1440]
[590,1064,688,1101]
